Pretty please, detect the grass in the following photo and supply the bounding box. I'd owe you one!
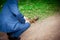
[18,1,60,21]
[0,0,60,21]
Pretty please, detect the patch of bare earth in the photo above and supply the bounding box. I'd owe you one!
[20,14,60,40]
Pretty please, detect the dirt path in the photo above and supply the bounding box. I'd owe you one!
[20,14,60,40]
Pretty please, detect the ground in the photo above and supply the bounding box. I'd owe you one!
[20,14,60,40]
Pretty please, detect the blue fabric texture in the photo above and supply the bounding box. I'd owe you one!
[0,0,30,38]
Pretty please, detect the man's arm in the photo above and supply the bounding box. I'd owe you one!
[7,0,25,23]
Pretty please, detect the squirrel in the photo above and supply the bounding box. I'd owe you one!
[27,16,39,23]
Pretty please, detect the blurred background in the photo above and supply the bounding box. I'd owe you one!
[0,0,60,21]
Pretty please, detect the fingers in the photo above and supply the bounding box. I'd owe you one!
[24,16,30,23]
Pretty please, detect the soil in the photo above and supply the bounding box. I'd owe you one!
[20,14,60,40]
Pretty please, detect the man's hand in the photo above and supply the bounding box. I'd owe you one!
[24,16,30,23]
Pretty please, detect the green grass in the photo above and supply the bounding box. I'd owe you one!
[18,1,60,21]
[0,0,60,21]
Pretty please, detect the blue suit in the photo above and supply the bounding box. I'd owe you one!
[0,0,30,38]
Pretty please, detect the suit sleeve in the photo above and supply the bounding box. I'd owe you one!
[7,0,25,23]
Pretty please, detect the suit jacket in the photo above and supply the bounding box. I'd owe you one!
[0,0,30,33]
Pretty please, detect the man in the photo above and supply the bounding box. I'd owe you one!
[0,0,31,40]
